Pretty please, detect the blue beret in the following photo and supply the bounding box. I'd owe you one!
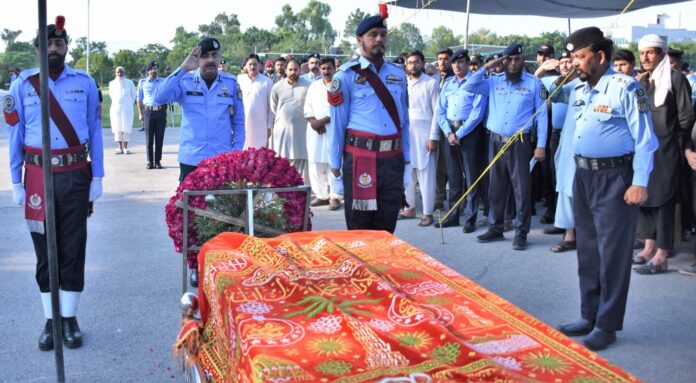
[448,49,469,65]
[356,15,387,36]
[565,27,604,52]
[503,43,524,57]
[307,52,321,59]
[146,61,158,71]
[198,37,221,54]
[560,49,571,59]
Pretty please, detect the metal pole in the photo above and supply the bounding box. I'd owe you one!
[246,190,254,237]
[567,18,571,35]
[86,0,91,74]
[182,192,189,295]
[37,1,65,381]
[464,0,471,49]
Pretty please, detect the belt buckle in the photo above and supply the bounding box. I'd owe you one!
[577,157,587,169]
[365,138,374,150]
[50,155,62,167]
[379,140,392,152]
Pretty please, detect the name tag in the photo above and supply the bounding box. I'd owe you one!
[186,91,204,96]
[66,89,85,94]
[217,92,233,98]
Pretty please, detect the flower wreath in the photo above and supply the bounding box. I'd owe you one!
[165,148,310,267]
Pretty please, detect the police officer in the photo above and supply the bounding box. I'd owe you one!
[5,16,104,350]
[155,37,245,286]
[302,52,322,82]
[436,49,488,231]
[464,43,548,250]
[552,27,657,350]
[328,11,410,233]
[137,60,167,169]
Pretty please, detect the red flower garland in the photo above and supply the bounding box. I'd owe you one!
[165,148,310,267]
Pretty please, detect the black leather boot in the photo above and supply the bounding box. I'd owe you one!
[38,319,54,351]
[62,317,83,349]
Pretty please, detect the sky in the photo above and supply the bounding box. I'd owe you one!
[1,0,695,54]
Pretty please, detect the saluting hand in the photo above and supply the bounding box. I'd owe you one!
[624,185,648,206]
[483,55,506,71]
[181,46,201,72]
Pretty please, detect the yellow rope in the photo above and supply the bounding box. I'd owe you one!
[612,0,635,27]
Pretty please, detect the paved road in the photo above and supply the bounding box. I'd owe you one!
[0,127,694,382]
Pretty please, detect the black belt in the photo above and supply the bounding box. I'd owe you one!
[574,154,633,171]
[448,119,463,128]
[145,105,164,111]
[345,134,402,152]
[24,150,89,167]
[491,132,530,143]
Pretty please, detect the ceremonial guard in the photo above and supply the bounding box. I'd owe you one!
[553,27,658,350]
[5,16,104,350]
[328,7,410,233]
[464,43,548,250]
[137,60,167,169]
[436,49,488,231]
[154,37,245,286]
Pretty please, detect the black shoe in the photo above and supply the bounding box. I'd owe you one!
[556,318,594,337]
[583,328,617,351]
[477,230,504,243]
[138,128,145,131]
[62,317,83,349]
[38,319,54,351]
[463,221,476,233]
[146,163,154,169]
[512,234,528,250]
[155,162,163,169]
[543,226,565,235]
[434,218,459,228]
[190,268,198,287]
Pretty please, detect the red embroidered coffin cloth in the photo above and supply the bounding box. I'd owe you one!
[194,230,640,383]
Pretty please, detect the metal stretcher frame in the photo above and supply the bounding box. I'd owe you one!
[178,186,312,295]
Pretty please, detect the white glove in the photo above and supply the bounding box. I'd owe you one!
[12,183,25,206]
[329,173,344,196]
[89,177,102,202]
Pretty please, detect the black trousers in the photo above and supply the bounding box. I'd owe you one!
[443,127,483,225]
[637,197,675,250]
[574,164,636,332]
[544,129,561,218]
[179,163,198,184]
[144,108,167,164]
[30,169,91,292]
[435,133,448,208]
[679,160,694,231]
[487,137,533,234]
[342,152,404,233]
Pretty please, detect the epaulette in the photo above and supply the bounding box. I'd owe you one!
[338,60,360,73]
[219,71,237,81]
[18,68,39,81]
[610,74,637,90]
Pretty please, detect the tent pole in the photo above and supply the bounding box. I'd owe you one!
[464,0,471,49]
[37,0,66,381]
[567,18,571,35]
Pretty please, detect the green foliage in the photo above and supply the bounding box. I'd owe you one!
[424,26,463,56]
[112,49,140,79]
[388,23,424,56]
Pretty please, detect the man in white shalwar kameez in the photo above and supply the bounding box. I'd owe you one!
[108,66,136,154]
[304,57,343,210]
[399,51,440,226]
[270,59,311,182]
[239,54,274,149]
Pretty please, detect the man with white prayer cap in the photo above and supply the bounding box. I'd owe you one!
[632,34,695,275]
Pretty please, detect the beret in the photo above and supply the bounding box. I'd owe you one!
[448,49,470,65]
[356,15,387,36]
[668,48,684,58]
[146,61,158,71]
[537,44,555,55]
[485,54,501,63]
[392,56,405,65]
[198,37,221,54]
[35,16,68,46]
[560,49,572,59]
[503,43,524,57]
[307,52,321,59]
[470,55,484,64]
[565,27,604,52]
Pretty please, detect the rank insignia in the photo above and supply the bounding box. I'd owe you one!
[221,86,229,92]
[592,105,611,113]
[329,78,340,92]
[386,74,402,82]
[638,99,649,113]
[636,88,645,97]
[356,75,367,84]
[2,95,19,126]
[327,90,343,106]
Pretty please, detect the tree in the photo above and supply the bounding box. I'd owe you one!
[297,0,336,44]
[137,43,170,72]
[198,13,241,37]
[112,49,140,79]
[69,37,107,65]
[167,26,199,70]
[241,27,279,53]
[1,29,22,48]
[388,23,424,56]
[425,26,462,56]
[74,51,113,85]
[275,5,299,35]
[343,9,366,40]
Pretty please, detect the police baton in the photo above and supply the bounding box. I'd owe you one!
[37,1,66,381]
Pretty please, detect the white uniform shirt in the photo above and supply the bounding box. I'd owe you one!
[303,79,332,164]
[238,73,274,149]
[407,74,440,170]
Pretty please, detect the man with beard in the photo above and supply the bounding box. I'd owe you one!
[108,66,137,155]
[552,27,657,350]
[154,37,245,286]
[464,43,548,250]
[304,57,343,210]
[328,11,410,233]
[435,49,487,231]
[632,35,695,275]
[302,52,323,82]
[5,16,104,350]
[270,59,312,182]
[399,50,441,226]
[238,53,274,149]
[137,61,167,169]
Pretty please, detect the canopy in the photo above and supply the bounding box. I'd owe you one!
[390,0,686,18]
